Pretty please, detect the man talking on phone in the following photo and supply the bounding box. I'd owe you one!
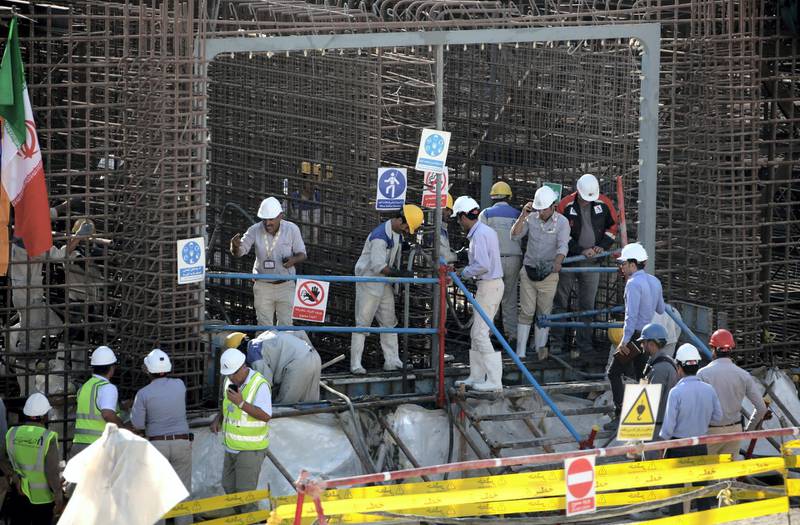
[211,347,272,514]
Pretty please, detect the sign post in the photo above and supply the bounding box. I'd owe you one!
[292,279,330,322]
[176,237,205,285]
[415,129,451,174]
[375,168,407,211]
[564,456,596,516]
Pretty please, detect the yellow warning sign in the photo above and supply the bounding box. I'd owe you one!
[617,384,661,441]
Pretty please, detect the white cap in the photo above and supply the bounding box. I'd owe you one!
[144,349,172,374]
[576,173,600,202]
[532,186,558,210]
[91,345,117,366]
[452,196,480,216]
[257,197,283,220]
[617,242,648,263]
[23,393,52,417]
[675,343,702,365]
[220,348,246,375]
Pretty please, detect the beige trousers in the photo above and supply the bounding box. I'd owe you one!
[706,423,743,458]
[253,280,295,327]
[471,279,504,354]
[152,439,193,525]
[518,270,559,325]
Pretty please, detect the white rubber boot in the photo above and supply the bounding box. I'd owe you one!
[516,324,531,358]
[534,326,550,361]
[382,341,404,371]
[455,351,484,387]
[472,352,503,392]
[350,335,367,374]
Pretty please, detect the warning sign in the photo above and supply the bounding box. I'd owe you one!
[291,279,330,323]
[421,168,449,208]
[617,384,661,441]
[565,456,596,516]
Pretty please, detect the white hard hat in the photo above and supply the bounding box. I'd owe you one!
[452,196,480,216]
[144,348,172,374]
[576,173,600,202]
[23,393,52,417]
[220,348,246,375]
[532,186,558,210]
[91,345,117,366]
[257,197,283,220]
[617,242,648,263]
[675,343,702,365]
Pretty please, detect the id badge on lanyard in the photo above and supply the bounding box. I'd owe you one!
[263,226,282,271]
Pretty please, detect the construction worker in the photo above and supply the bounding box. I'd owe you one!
[131,349,192,525]
[440,194,457,264]
[5,393,64,524]
[452,196,504,392]
[697,329,768,458]
[637,323,678,438]
[71,345,124,458]
[510,186,570,360]
[210,348,272,515]
[230,196,307,328]
[478,182,522,343]
[227,331,321,403]
[554,174,619,359]
[660,343,722,515]
[350,205,424,374]
[605,242,665,429]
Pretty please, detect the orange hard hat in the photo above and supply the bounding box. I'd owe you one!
[709,328,735,351]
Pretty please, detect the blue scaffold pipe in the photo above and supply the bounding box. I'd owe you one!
[206,272,438,284]
[539,305,625,321]
[205,325,438,335]
[537,321,624,329]
[563,250,616,264]
[559,267,618,273]
[448,271,582,443]
[665,304,712,360]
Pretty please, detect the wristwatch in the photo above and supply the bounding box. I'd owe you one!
[237,400,245,409]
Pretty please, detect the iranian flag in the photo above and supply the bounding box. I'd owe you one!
[0,16,53,275]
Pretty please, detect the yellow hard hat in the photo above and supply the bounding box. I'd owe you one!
[402,204,424,234]
[300,161,312,175]
[225,332,247,350]
[607,327,624,346]
[490,181,513,199]
[446,194,453,210]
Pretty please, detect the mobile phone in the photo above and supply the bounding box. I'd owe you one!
[228,383,238,393]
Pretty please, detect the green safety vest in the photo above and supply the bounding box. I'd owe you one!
[222,372,270,451]
[5,425,58,504]
[74,376,117,445]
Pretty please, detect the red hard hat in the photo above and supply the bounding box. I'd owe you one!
[709,329,735,351]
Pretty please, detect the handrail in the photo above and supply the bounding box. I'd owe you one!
[204,324,437,334]
[207,272,438,284]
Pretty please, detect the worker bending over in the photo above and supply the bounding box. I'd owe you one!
[71,345,124,457]
[350,205,424,374]
[4,393,64,525]
[211,348,272,515]
[227,331,321,403]
[479,182,522,344]
[452,196,504,392]
[131,349,193,525]
[697,329,768,458]
[230,196,307,328]
[511,186,570,360]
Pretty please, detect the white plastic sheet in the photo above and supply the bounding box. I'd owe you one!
[60,424,189,525]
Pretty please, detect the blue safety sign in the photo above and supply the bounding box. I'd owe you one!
[375,167,407,210]
[415,128,451,173]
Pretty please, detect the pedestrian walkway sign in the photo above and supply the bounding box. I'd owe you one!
[292,278,330,322]
[415,129,451,174]
[375,167,407,210]
[617,383,661,441]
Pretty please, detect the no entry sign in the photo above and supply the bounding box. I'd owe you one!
[564,456,596,516]
[421,167,449,208]
[292,279,330,323]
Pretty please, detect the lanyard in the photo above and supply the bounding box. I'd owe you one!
[263,222,282,258]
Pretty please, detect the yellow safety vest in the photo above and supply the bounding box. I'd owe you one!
[6,425,58,504]
[74,376,117,445]
[222,372,270,451]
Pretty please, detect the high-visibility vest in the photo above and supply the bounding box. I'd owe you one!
[74,376,116,445]
[5,425,58,504]
[222,372,270,451]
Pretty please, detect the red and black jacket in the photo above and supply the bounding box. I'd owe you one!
[556,192,619,258]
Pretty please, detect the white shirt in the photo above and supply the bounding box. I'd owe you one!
[94,374,119,411]
[238,220,306,276]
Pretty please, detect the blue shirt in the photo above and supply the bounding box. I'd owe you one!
[659,376,722,439]
[622,270,666,343]
[461,221,503,281]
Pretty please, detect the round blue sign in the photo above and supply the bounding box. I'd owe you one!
[424,133,445,157]
[182,241,202,265]
[378,169,406,199]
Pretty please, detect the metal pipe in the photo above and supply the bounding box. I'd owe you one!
[563,250,615,264]
[448,271,582,443]
[265,448,297,488]
[559,267,618,273]
[437,264,447,407]
[665,304,712,359]
[206,272,438,284]
[378,415,431,482]
[539,305,624,321]
[205,325,438,334]
[537,321,623,328]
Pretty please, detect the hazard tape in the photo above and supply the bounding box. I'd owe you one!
[782,439,800,451]
[628,496,789,525]
[275,457,783,520]
[196,509,269,525]
[165,490,269,518]
[784,454,800,468]
[787,478,800,497]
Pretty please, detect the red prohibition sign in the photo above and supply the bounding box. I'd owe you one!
[566,458,595,499]
[297,281,325,307]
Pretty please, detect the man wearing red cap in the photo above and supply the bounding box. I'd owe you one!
[697,329,768,458]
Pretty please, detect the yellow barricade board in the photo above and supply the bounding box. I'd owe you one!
[166,490,269,518]
[629,496,789,525]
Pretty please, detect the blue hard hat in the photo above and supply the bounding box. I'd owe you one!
[637,323,668,344]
